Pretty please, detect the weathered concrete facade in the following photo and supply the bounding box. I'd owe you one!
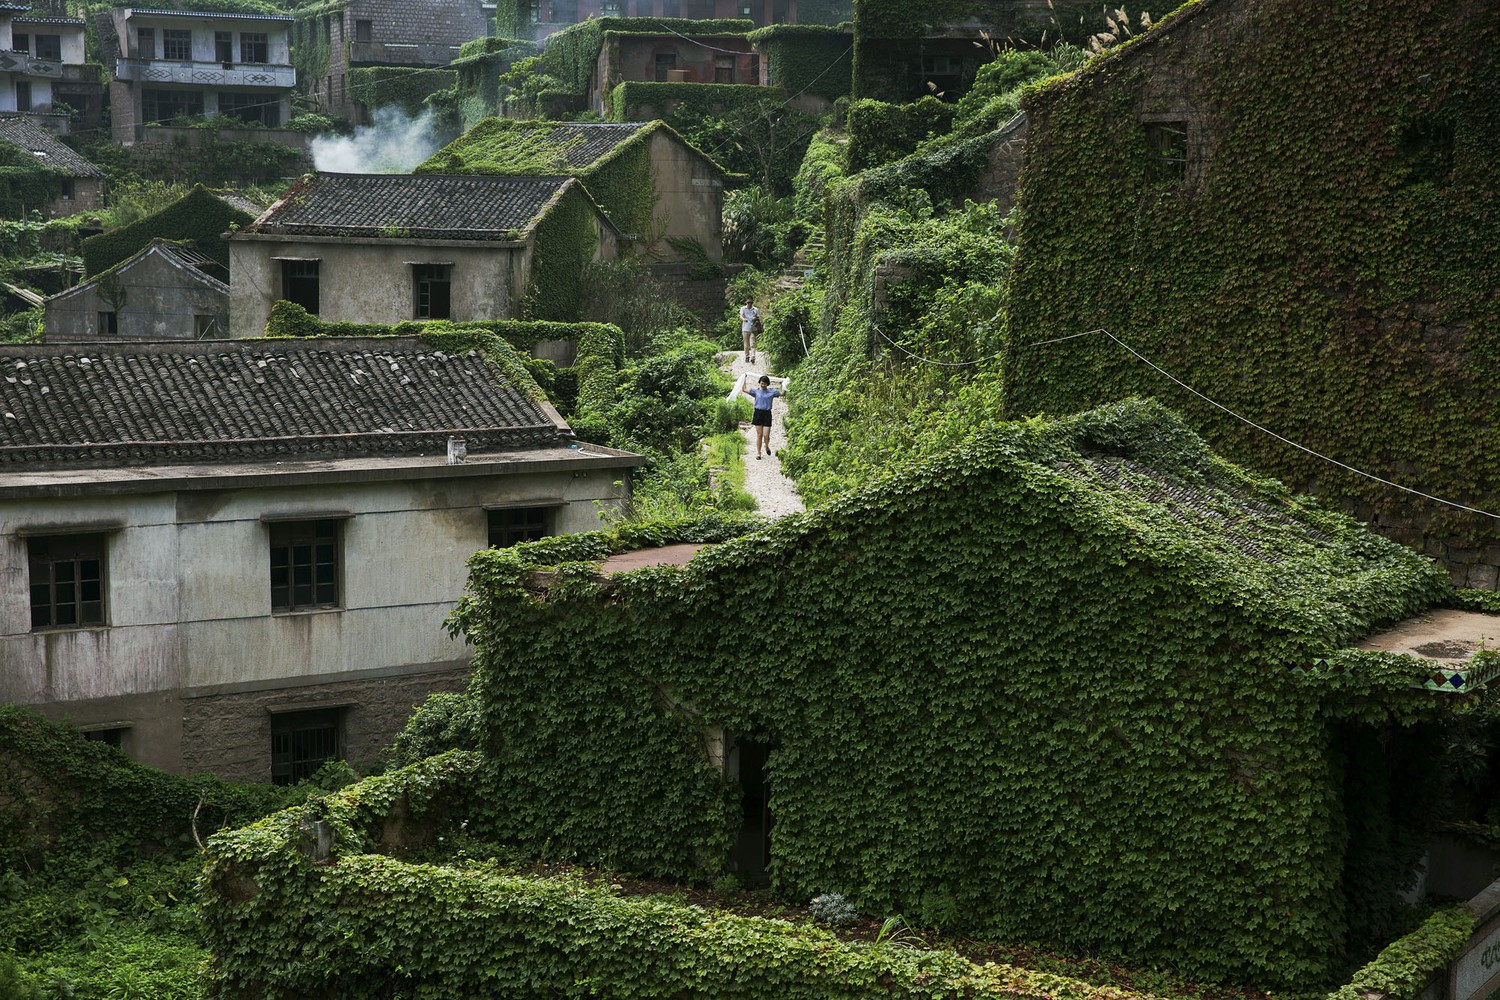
[44,241,228,341]
[642,127,725,261]
[99,7,297,143]
[0,337,644,779]
[229,236,528,337]
[590,32,760,113]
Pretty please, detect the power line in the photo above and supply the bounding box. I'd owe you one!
[1021,327,1500,520]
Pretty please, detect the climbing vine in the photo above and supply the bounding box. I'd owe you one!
[1001,0,1500,561]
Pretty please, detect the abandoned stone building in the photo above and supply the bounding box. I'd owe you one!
[43,240,229,342]
[0,337,641,781]
[227,172,618,336]
[0,114,104,215]
[0,6,98,130]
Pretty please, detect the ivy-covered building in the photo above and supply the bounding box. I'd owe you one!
[42,239,229,342]
[499,0,803,45]
[0,335,640,781]
[1001,0,1500,589]
[294,0,490,124]
[422,119,727,262]
[0,114,103,217]
[228,172,619,335]
[441,398,1495,990]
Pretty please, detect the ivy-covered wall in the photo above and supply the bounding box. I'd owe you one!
[745,24,853,102]
[80,185,254,276]
[1001,0,1500,586]
[449,398,1455,990]
[528,184,606,321]
[348,65,457,116]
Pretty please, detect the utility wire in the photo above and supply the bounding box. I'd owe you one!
[1023,327,1500,520]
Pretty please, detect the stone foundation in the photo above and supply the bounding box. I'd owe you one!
[180,665,471,783]
[647,261,735,329]
[1342,499,1500,590]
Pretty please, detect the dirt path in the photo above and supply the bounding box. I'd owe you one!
[724,351,804,519]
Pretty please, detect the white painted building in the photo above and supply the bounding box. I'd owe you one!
[0,5,92,129]
[0,337,641,782]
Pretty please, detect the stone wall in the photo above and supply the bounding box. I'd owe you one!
[647,260,731,329]
[180,664,471,781]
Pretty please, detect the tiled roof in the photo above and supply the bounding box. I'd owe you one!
[124,7,293,21]
[0,338,569,469]
[244,173,577,241]
[14,15,85,24]
[0,116,103,178]
[533,122,651,168]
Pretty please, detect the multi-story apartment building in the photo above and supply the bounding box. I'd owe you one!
[98,7,297,143]
[0,5,97,132]
[296,0,490,123]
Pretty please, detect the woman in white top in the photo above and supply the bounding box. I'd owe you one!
[738,299,761,362]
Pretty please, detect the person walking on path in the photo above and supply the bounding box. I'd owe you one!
[742,374,784,459]
[739,299,761,362]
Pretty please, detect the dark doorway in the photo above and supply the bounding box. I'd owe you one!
[729,735,774,885]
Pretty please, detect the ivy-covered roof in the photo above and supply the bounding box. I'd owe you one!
[0,116,103,178]
[241,173,596,241]
[419,118,728,179]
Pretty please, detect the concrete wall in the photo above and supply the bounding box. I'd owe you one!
[228,237,527,337]
[644,129,724,261]
[13,21,88,65]
[44,250,227,342]
[1,466,628,778]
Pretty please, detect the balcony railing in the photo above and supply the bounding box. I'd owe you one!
[0,50,62,78]
[114,57,295,88]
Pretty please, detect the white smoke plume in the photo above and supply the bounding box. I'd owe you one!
[311,106,444,173]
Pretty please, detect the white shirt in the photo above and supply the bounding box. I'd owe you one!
[739,305,760,331]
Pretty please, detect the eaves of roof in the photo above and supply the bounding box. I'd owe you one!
[123,7,293,22]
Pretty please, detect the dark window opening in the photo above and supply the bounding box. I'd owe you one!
[269,519,340,612]
[354,18,372,41]
[218,91,279,126]
[15,81,30,112]
[98,311,117,335]
[654,52,677,82]
[35,34,61,60]
[84,726,129,749]
[686,0,714,18]
[215,30,232,62]
[142,88,204,124]
[714,56,734,83]
[413,263,452,320]
[136,27,154,58]
[488,507,552,548]
[13,33,28,54]
[271,708,342,785]
[29,533,107,631]
[546,0,578,22]
[162,28,191,61]
[195,314,220,337]
[1398,116,1454,186]
[600,0,622,14]
[1145,121,1189,184]
[527,0,541,24]
[60,178,75,201]
[239,32,268,64]
[280,259,319,315]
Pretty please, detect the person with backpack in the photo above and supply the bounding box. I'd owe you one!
[739,299,762,362]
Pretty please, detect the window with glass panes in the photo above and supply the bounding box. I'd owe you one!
[239,32,268,63]
[269,519,340,612]
[162,29,191,60]
[29,534,106,630]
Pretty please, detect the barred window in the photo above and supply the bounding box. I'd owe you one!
[488,507,552,548]
[271,708,342,785]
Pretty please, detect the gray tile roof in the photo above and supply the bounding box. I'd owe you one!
[533,121,652,168]
[0,116,103,178]
[13,16,85,24]
[245,173,576,241]
[0,338,568,469]
[125,7,293,21]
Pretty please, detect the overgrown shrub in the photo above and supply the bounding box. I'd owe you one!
[844,96,956,172]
